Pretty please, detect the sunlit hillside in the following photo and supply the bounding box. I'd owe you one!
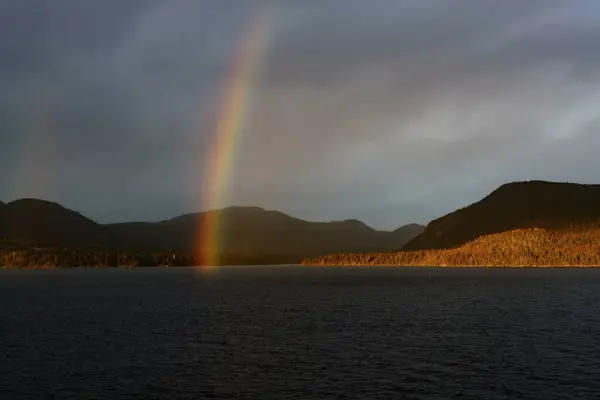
[302,227,600,267]
[403,181,600,251]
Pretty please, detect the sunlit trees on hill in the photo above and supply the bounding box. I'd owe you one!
[303,227,600,267]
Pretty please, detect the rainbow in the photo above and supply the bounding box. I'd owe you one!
[12,93,59,202]
[196,9,271,269]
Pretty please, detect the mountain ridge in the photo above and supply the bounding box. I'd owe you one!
[303,180,600,267]
[402,180,600,251]
[0,198,424,265]
[0,198,103,247]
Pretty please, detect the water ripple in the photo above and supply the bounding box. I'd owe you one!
[1,267,600,399]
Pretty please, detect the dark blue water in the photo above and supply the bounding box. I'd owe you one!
[2,266,600,399]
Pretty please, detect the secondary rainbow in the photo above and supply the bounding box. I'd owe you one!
[197,10,271,268]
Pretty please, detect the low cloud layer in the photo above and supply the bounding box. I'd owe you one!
[2,0,600,229]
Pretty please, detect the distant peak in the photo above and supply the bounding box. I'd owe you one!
[403,223,424,228]
[7,198,63,208]
[339,218,364,224]
[328,219,373,229]
[392,223,425,234]
[164,206,296,224]
[489,180,597,197]
[496,180,590,190]
[5,200,93,221]
[394,223,424,230]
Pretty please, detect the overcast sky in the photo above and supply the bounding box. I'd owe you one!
[2,0,600,229]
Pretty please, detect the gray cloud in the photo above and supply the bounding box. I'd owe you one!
[1,0,600,228]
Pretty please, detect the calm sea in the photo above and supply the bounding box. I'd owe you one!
[1,266,600,399]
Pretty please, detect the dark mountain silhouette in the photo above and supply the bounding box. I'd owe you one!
[0,199,423,264]
[0,199,104,247]
[391,223,426,247]
[403,180,600,251]
[119,207,423,256]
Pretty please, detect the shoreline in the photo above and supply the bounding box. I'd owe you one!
[0,263,600,271]
[301,263,600,268]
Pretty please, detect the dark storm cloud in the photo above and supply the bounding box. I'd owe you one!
[0,0,157,76]
[1,0,600,227]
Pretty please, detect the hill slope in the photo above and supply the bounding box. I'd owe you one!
[403,181,600,251]
[0,199,424,265]
[117,206,423,257]
[0,199,104,248]
[302,227,600,267]
[391,223,426,247]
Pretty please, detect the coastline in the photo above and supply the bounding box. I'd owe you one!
[301,262,600,268]
[0,249,303,269]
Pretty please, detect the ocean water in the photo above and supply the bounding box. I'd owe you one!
[1,266,600,399]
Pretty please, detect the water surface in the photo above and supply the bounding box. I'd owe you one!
[2,266,600,399]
